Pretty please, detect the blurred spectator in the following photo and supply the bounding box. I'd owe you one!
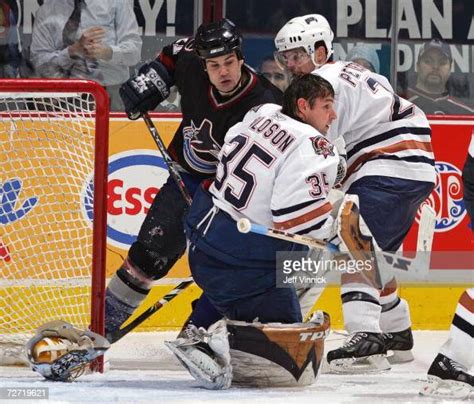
[346,44,380,74]
[0,0,21,77]
[259,55,290,91]
[406,39,473,115]
[30,0,142,111]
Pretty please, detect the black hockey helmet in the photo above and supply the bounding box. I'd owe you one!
[194,18,243,60]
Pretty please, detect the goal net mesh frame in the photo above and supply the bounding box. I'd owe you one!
[0,79,109,371]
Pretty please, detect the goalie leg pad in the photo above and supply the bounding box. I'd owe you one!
[227,312,330,387]
[165,320,232,390]
[26,321,110,382]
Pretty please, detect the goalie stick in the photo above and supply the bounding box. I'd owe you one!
[108,277,194,343]
[237,203,436,281]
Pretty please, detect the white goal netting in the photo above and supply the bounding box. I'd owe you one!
[0,81,108,365]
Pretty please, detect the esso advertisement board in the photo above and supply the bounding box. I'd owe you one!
[82,149,169,250]
[106,150,169,249]
[403,118,473,270]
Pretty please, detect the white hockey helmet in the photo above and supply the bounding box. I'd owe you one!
[274,14,334,68]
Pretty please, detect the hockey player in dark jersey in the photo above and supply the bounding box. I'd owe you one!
[420,140,473,397]
[105,19,283,341]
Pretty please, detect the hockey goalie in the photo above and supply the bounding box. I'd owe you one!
[26,320,110,382]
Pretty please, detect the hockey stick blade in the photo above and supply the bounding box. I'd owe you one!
[107,277,194,343]
[376,204,436,280]
[417,204,436,252]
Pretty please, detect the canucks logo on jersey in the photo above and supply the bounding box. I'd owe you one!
[183,119,222,175]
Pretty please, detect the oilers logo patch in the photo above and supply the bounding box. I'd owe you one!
[310,136,335,158]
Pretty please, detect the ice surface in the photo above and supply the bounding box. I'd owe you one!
[1,331,470,403]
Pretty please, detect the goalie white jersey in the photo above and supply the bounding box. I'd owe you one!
[314,61,436,189]
[209,103,339,239]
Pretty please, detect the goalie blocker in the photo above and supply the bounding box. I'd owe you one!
[166,312,330,389]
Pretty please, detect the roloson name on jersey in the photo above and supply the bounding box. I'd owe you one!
[248,116,295,153]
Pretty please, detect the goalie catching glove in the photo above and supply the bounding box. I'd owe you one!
[26,320,110,382]
[120,60,174,120]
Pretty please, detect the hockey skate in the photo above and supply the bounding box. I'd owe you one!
[165,320,232,390]
[326,332,391,373]
[420,353,473,400]
[383,327,414,364]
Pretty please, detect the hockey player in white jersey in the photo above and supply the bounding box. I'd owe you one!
[275,15,436,372]
[166,74,338,389]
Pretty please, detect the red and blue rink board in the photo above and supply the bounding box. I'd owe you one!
[404,116,473,268]
[1,113,472,330]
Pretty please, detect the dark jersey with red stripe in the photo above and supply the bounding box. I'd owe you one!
[157,37,283,178]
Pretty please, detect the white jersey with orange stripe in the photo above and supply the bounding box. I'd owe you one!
[313,61,436,190]
[209,103,340,239]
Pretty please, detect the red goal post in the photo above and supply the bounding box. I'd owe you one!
[0,79,109,370]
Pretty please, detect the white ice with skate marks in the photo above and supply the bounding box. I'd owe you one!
[0,330,471,403]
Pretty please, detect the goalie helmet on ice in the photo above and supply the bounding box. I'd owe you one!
[25,320,110,382]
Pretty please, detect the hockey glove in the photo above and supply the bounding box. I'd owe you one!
[120,60,173,120]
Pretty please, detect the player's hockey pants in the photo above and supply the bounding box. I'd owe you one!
[347,175,435,251]
[185,185,304,324]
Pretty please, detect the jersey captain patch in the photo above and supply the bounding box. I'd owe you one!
[310,136,335,158]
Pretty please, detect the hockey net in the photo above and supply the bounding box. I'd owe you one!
[0,79,109,367]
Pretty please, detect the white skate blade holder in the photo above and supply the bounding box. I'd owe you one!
[329,354,391,374]
[387,349,414,364]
